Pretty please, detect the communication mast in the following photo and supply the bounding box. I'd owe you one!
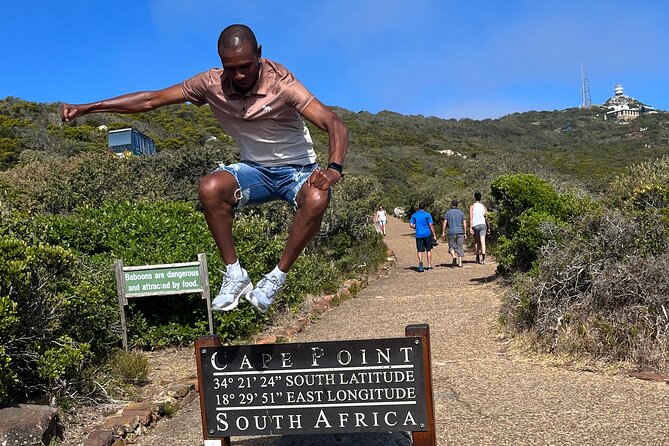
[581,65,592,109]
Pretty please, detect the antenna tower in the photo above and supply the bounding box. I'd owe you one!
[581,65,592,108]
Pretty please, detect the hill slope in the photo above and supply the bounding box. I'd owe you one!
[2,97,668,207]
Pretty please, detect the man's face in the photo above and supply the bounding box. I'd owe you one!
[219,43,261,92]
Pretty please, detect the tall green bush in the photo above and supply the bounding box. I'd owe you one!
[0,236,101,403]
[0,296,19,400]
[490,174,594,272]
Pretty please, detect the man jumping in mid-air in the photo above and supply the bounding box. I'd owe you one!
[60,24,348,314]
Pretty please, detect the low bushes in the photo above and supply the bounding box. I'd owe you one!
[107,350,149,385]
[0,147,234,214]
[0,158,386,404]
[498,162,669,371]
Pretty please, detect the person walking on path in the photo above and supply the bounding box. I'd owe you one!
[442,199,467,267]
[469,191,490,264]
[374,205,388,236]
[409,203,437,272]
[59,24,348,314]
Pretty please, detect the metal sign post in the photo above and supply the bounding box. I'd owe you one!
[114,254,213,350]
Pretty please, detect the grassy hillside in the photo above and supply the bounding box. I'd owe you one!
[332,107,669,191]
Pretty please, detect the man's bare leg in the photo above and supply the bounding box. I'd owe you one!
[474,236,481,263]
[277,183,330,273]
[480,235,487,261]
[198,170,239,264]
[199,170,254,310]
[244,183,330,313]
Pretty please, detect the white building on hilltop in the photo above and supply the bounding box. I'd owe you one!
[603,84,656,121]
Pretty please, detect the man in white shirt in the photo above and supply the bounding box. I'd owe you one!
[469,192,490,264]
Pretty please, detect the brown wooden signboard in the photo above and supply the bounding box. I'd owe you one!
[195,324,436,446]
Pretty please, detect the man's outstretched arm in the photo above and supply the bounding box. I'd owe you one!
[300,98,348,191]
[60,84,187,122]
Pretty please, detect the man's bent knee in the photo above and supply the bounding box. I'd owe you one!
[297,185,330,216]
[199,171,239,207]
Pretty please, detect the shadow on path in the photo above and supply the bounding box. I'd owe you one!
[469,273,498,284]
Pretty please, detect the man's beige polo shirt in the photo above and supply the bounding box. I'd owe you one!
[181,58,317,167]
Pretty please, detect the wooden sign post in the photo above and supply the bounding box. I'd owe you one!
[406,324,436,446]
[195,324,436,445]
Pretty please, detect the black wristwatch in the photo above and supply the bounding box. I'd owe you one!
[327,162,344,176]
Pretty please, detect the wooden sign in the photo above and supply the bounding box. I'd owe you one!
[195,324,436,445]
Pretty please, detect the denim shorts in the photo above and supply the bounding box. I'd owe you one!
[472,224,487,237]
[216,161,318,210]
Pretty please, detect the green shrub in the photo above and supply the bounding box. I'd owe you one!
[608,156,669,210]
[0,145,234,214]
[130,316,211,349]
[490,174,595,272]
[0,236,95,403]
[0,346,15,402]
[320,175,384,241]
[108,350,149,384]
[38,336,89,382]
[494,209,565,272]
[0,294,19,400]
[491,174,564,232]
[501,202,669,370]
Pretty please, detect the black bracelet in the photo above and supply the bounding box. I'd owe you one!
[327,162,344,176]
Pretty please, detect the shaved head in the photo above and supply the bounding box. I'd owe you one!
[217,24,262,93]
[218,24,258,53]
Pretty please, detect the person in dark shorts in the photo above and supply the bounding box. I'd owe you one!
[410,203,437,272]
[442,200,467,267]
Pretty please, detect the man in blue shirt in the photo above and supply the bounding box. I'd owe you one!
[442,200,467,267]
[410,202,438,272]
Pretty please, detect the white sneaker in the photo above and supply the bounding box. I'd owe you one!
[212,270,253,311]
[245,275,283,314]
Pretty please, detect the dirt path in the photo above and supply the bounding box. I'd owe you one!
[131,216,669,445]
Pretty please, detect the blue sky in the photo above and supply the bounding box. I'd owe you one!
[2,0,668,119]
